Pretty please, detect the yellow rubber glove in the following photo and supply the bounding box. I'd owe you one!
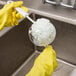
[0,1,28,30]
[26,45,58,76]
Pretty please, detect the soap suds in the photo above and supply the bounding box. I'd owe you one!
[29,18,56,46]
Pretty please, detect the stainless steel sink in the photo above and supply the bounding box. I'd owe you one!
[0,7,76,76]
[11,14,76,76]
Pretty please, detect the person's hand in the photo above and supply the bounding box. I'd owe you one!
[0,1,28,30]
[26,45,58,76]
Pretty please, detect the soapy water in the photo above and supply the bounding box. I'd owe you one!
[29,18,56,47]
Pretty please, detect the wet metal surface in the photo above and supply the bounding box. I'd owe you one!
[0,18,34,76]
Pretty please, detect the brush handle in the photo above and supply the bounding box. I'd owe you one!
[15,7,35,23]
[7,1,35,23]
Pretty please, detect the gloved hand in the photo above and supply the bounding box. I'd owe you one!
[0,1,28,30]
[26,45,58,76]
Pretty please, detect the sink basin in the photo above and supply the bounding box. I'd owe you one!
[0,15,35,76]
[0,13,76,76]
[12,14,76,76]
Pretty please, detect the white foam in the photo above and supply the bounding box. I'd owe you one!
[29,18,56,46]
